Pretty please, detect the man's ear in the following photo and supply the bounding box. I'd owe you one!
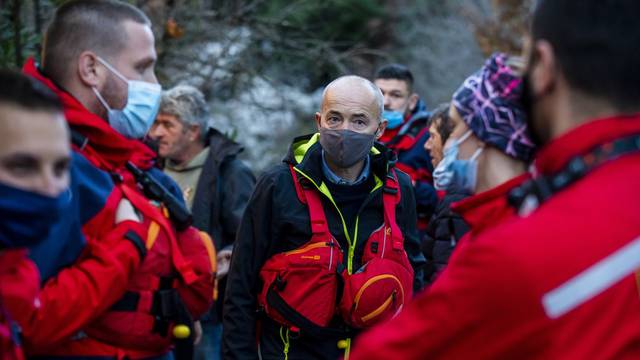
[531,40,557,98]
[408,93,419,113]
[77,51,102,89]
[315,112,322,131]
[189,124,201,142]
[376,120,387,140]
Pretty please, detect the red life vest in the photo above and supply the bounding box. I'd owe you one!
[258,166,414,335]
[81,175,214,354]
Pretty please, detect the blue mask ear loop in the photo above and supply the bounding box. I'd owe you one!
[91,56,130,114]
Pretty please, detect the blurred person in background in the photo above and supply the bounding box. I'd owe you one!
[0,70,142,360]
[421,103,470,284]
[0,69,71,360]
[150,84,255,360]
[374,64,438,248]
[351,0,640,358]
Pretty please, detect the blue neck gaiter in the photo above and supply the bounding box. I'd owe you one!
[0,181,70,249]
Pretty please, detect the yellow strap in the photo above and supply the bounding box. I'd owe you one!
[146,221,161,249]
[198,231,218,300]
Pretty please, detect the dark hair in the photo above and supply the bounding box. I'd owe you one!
[428,103,454,144]
[42,0,150,86]
[532,0,640,112]
[374,63,414,90]
[0,70,62,112]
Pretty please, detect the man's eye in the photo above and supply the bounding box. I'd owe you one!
[6,163,36,176]
[54,159,70,177]
[328,116,340,123]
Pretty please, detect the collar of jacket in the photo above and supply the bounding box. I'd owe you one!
[451,173,529,236]
[205,128,244,164]
[284,132,397,186]
[22,58,155,172]
[534,113,640,176]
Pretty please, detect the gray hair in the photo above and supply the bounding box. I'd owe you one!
[322,75,384,122]
[159,85,210,143]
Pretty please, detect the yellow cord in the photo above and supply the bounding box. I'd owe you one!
[344,337,352,360]
[279,326,290,360]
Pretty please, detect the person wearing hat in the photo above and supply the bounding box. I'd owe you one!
[422,53,535,283]
[351,0,640,357]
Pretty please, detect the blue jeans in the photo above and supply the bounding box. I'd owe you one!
[194,321,222,360]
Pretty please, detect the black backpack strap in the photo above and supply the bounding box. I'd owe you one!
[266,286,352,339]
[509,134,640,215]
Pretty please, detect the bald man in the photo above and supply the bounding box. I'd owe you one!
[223,76,425,359]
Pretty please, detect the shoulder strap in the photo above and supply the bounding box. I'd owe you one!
[289,166,332,240]
[382,169,404,250]
[119,184,197,285]
[509,134,640,215]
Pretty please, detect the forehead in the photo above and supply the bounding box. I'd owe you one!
[322,85,379,117]
[374,78,410,94]
[156,113,181,123]
[116,20,156,64]
[0,103,69,157]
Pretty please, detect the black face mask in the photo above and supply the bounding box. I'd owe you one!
[521,73,545,148]
[319,128,376,168]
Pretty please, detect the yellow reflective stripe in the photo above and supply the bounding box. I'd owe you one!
[146,221,160,249]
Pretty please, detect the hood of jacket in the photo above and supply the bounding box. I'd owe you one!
[205,128,244,164]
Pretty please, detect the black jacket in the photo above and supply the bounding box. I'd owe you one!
[222,133,425,360]
[191,128,255,251]
[421,186,470,284]
[190,129,255,323]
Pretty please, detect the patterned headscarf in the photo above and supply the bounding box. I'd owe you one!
[452,53,536,162]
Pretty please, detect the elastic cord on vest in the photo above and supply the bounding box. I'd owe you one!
[508,134,640,216]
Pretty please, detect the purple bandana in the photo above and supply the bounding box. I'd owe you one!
[452,53,536,162]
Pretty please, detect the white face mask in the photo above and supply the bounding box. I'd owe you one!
[92,56,162,139]
[433,130,484,193]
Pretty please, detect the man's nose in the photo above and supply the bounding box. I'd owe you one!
[383,94,392,108]
[40,169,67,197]
[148,124,163,139]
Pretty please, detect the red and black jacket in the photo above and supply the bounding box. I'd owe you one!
[223,133,425,360]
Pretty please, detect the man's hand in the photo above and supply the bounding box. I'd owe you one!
[115,199,141,224]
[216,249,233,279]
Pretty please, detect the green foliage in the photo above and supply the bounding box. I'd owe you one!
[254,0,389,89]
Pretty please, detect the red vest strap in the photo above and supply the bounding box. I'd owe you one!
[382,170,404,251]
[289,166,332,239]
[119,184,197,284]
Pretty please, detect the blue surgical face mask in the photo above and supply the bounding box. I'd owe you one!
[0,181,71,249]
[432,130,484,193]
[92,57,162,139]
[382,110,405,129]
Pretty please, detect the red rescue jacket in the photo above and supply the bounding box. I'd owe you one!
[24,59,215,358]
[350,114,640,359]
